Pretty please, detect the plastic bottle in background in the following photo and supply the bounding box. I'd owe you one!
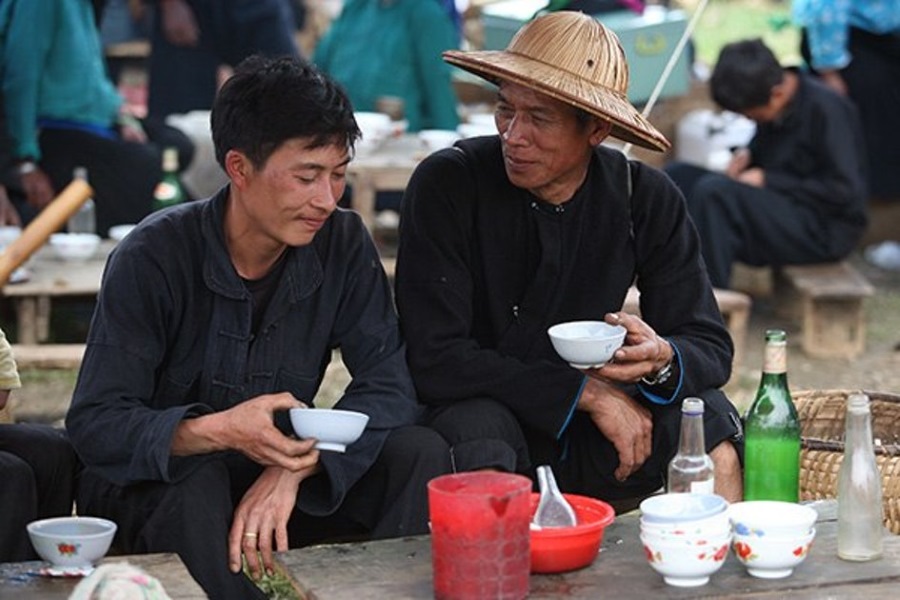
[838,392,883,561]
[743,329,801,501]
[152,147,186,211]
[67,167,96,235]
[667,397,715,494]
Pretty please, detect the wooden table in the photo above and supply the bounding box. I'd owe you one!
[347,134,427,232]
[0,241,112,345]
[275,501,900,599]
[0,553,206,599]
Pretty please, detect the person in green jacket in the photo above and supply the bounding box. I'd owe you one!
[313,0,460,133]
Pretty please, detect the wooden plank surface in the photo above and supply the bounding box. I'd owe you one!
[276,508,900,600]
[0,553,206,599]
[782,262,874,299]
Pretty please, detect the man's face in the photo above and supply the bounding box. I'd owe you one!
[494,81,609,204]
[227,139,350,249]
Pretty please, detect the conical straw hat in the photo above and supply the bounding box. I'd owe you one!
[444,11,670,152]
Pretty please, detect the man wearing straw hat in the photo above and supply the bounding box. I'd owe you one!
[395,11,744,507]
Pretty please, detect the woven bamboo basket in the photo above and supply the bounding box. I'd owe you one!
[793,389,900,534]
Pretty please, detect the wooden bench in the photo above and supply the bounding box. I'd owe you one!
[777,261,874,359]
[12,343,86,370]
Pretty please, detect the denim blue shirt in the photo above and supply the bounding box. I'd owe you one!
[793,0,900,70]
[66,187,420,515]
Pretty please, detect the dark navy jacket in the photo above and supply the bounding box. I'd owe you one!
[66,187,419,515]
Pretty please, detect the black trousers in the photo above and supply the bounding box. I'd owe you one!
[0,424,80,562]
[428,388,743,512]
[666,163,859,288]
[802,27,900,199]
[32,117,195,238]
[76,425,451,600]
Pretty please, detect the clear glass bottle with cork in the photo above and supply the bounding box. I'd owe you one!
[667,397,715,494]
[743,329,801,501]
[838,392,883,561]
[67,166,96,235]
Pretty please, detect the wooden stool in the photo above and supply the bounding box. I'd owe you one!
[777,262,874,359]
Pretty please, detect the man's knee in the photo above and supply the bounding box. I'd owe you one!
[711,440,742,502]
[427,399,527,473]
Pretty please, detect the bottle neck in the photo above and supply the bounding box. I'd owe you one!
[845,404,875,452]
[678,412,706,456]
[762,340,787,374]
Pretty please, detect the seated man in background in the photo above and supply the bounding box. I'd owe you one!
[665,38,868,289]
[0,326,80,562]
[66,56,450,599]
[395,12,744,512]
[0,0,193,236]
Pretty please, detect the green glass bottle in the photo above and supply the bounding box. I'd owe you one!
[743,329,801,501]
[152,147,186,211]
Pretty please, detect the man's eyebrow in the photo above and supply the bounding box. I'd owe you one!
[292,156,352,171]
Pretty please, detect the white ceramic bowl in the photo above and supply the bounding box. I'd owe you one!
[640,509,731,540]
[547,321,627,369]
[640,530,731,587]
[49,233,101,262]
[457,122,495,138]
[732,527,816,579]
[354,111,392,156]
[289,408,369,453]
[27,516,117,568]
[640,493,729,524]
[108,224,137,242]
[729,501,818,538]
[418,129,461,152]
[0,225,22,248]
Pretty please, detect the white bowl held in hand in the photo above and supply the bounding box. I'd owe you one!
[27,516,117,568]
[289,408,369,453]
[49,233,101,262]
[547,321,627,369]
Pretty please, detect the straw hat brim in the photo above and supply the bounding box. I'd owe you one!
[444,49,671,152]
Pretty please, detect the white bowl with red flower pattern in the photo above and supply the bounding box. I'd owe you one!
[732,527,816,579]
[640,529,731,587]
[27,516,117,568]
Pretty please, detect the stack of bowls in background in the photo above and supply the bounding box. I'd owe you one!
[639,493,732,587]
[728,500,818,579]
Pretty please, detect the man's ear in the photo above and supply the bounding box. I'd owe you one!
[589,118,614,147]
[224,150,251,187]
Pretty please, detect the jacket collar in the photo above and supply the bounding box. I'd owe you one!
[199,186,324,302]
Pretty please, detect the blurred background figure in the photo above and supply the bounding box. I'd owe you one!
[145,0,303,119]
[0,0,194,236]
[313,0,460,133]
[0,325,80,562]
[793,0,900,203]
[665,39,867,289]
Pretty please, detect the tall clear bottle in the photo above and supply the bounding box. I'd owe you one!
[837,392,883,561]
[743,329,801,501]
[667,397,715,494]
[67,167,96,234]
[152,147,186,211]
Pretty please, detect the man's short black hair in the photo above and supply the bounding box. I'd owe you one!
[710,39,784,113]
[211,55,360,169]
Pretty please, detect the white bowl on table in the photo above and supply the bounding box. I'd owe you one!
[354,111,393,157]
[418,129,461,152]
[27,516,117,570]
[108,224,137,243]
[49,233,101,262]
[289,408,369,453]
[547,320,627,369]
[732,527,816,579]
